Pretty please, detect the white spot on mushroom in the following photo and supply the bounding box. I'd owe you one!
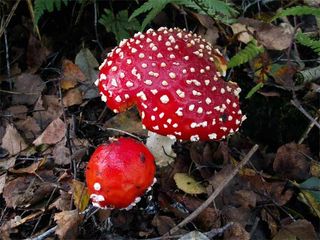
[157,53,163,58]
[190,135,200,141]
[160,95,169,104]
[153,125,160,130]
[208,133,217,139]
[131,48,137,53]
[182,69,187,74]
[101,94,107,102]
[107,61,112,66]
[169,54,175,59]
[190,67,195,73]
[236,119,241,125]
[169,72,176,79]
[94,183,101,191]
[204,80,210,86]
[100,73,107,80]
[221,88,226,94]
[139,53,145,58]
[200,69,205,73]
[176,89,185,98]
[190,122,197,128]
[242,115,247,122]
[228,116,233,121]
[167,118,172,124]
[124,94,129,99]
[111,78,118,87]
[175,107,183,116]
[151,115,156,121]
[144,80,153,85]
[150,89,158,95]
[172,123,178,128]
[232,103,237,108]
[141,111,145,119]
[162,80,169,86]
[160,62,166,67]
[220,127,228,132]
[126,81,134,87]
[146,38,152,43]
[115,95,122,103]
[137,91,147,101]
[189,104,195,111]
[159,112,164,118]
[184,56,189,60]
[226,99,231,104]
[167,135,176,140]
[211,86,217,91]
[94,79,99,86]
[212,119,216,125]
[192,90,202,96]
[127,59,132,64]
[197,107,203,114]
[205,97,212,104]
[90,194,105,202]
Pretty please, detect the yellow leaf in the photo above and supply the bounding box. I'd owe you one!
[71,179,89,212]
[173,173,206,195]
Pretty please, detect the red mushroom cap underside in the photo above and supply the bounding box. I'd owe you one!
[97,27,245,141]
[86,138,156,209]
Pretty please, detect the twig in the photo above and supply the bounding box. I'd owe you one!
[4,30,11,87]
[291,99,320,130]
[93,0,103,52]
[298,113,319,144]
[164,144,259,236]
[0,0,21,39]
[28,226,57,240]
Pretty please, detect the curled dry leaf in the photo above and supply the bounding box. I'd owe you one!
[15,116,41,141]
[26,34,50,72]
[5,105,28,120]
[54,209,83,240]
[222,206,251,228]
[1,124,28,155]
[174,173,206,195]
[272,219,317,240]
[238,17,293,50]
[61,59,86,90]
[231,23,254,44]
[75,48,99,83]
[50,190,72,211]
[3,170,56,208]
[146,132,176,167]
[152,215,177,235]
[62,88,83,107]
[52,138,71,165]
[273,143,311,180]
[224,222,250,240]
[71,179,89,212]
[33,118,66,146]
[12,73,45,105]
[0,174,6,194]
[33,95,63,128]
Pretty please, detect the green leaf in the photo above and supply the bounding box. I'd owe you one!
[298,177,320,217]
[34,0,69,24]
[245,82,264,99]
[272,6,320,21]
[174,173,206,195]
[99,9,141,43]
[228,41,265,68]
[296,32,320,55]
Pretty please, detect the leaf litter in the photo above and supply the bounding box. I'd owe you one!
[0,1,319,240]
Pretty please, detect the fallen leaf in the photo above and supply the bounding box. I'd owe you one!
[178,231,210,240]
[15,116,41,141]
[8,158,47,174]
[12,73,45,105]
[33,118,66,146]
[54,210,82,240]
[5,105,28,120]
[50,190,72,211]
[238,18,293,50]
[231,23,254,43]
[0,174,6,194]
[174,173,206,195]
[222,206,251,228]
[224,222,250,240]
[152,215,176,235]
[261,208,280,237]
[63,88,83,107]
[3,170,56,208]
[52,138,71,165]
[273,219,317,240]
[75,48,99,83]
[61,59,86,90]
[0,157,16,171]
[26,34,49,72]
[234,190,257,208]
[1,124,28,155]
[273,143,311,180]
[104,107,147,136]
[71,179,90,212]
[146,132,176,167]
[298,177,320,217]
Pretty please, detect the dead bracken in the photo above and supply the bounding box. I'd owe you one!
[96,27,246,141]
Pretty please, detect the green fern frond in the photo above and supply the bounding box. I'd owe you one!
[296,32,320,55]
[99,9,141,43]
[129,0,173,31]
[228,41,265,68]
[34,0,69,24]
[272,6,320,21]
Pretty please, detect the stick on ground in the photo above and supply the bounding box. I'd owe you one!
[164,144,259,237]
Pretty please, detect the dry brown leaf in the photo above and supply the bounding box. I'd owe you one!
[231,23,254,44]
[1,124,28,155]
[71,179,90,212]
[33,95,63,128]
[52,138,71,165]
[238,18,293,50]
[224,222,250,240]
[12,73,45,105]
[61,59,86,90]
[5,105,28,120]
[0,157,16,171]
[8,157,48,174]
[33,118,66,146]
[3,170,56,208]
[261,208,279,237]
[54,210,82,240]
[15,116,41,141]
[152,215,176,235]
[273,143,311,180]
[62,88,83,107]
[222,206,251,228]
[0,174,6,194]
[26,34,49,72]
[234,190,257,208]
[50,190,72,211]
[273,219,317,240]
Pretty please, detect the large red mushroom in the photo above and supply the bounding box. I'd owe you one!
[86,137,156,209]
[96,27,245,141]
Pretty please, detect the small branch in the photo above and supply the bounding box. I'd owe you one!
[28,226,57,240]
[0,0,21,39]
[291,99,320,130]
[164,144,259,236]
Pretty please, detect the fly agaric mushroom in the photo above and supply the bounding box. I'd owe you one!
[96,27,245,141]
[86,137,156,209]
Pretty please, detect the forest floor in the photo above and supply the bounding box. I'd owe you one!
[0,1,319,239]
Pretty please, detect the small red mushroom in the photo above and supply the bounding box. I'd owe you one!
[86,137,156,209]
[96,27,245,141]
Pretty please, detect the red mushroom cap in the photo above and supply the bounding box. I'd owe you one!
[97,27,245,141]
[86,137,156,209]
